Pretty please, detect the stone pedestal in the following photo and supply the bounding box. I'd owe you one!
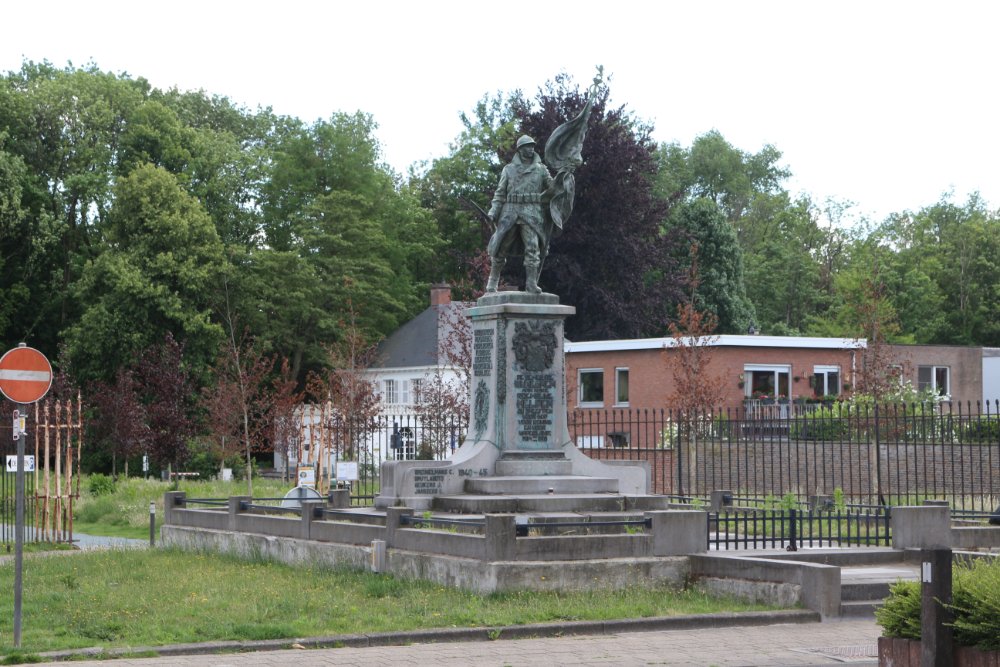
[375,291,650,510]
[468,292,574,456]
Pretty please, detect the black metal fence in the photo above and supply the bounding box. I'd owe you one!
[317,402,999,512]
[280,413,467,506]
[708,506,892,550]
[569,400,1000,512]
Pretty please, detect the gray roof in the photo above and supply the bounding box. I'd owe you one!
[372,302,471,370]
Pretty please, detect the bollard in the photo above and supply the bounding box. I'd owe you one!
[370,539,386,572]
[920,548,953,667]
[149,502,156,547]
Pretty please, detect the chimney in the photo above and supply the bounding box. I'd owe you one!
[430,283,451,306]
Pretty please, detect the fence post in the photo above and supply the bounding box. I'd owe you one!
[484,514,517,562]
[646,510,707,556]
[787,508,798,552]
[384,507,412,548]
[163,491,186,526]
[228,496,250,532]
[300,500,323,540]
[891,506,950,550]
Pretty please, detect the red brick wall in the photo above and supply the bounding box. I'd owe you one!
[567,345,859,411]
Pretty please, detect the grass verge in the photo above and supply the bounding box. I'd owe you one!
[71,476,295,540]
[0,547,779,656]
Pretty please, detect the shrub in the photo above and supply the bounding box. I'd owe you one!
[961,417,1000,444]
[87,473,117,497]
[876,558,1000,651]
[951,558,1000,650]
[875,579,921,640]
[790,406,850,441]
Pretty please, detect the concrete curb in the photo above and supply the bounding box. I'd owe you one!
[33,609,819,662]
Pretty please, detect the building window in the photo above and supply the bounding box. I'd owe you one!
[744,364,791,400]
[411,378,423,403]
[383,379,398,405]
[812,365,841,397]
[578,369,604,406]
[615,368,629,406]
[918,366,950,396]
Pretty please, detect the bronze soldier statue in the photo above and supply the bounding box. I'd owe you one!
[484,73,598,294]
[486,135,554,294]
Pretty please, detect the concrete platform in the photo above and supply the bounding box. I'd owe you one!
[432,492,673,513]
[464,475,620,495]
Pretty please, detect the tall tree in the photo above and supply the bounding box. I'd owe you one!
[421,72,684,340]
[137,333,197,472]
[63,163,226,382]
[88,367,149,477]
[665,198,755,334]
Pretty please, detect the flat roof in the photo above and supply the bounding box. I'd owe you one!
[565,334,867,353]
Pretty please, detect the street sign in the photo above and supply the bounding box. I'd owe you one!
[5,456,34,473]
[0,345,52,404]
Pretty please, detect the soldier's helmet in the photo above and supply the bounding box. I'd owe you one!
[515,135,536,149]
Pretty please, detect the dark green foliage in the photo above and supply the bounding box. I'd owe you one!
[950,558,1000,650]
[665,198,755,334]
[87,473,116,497]
[789,407,851,441]
[875,579,922,640]
[876,559,1000,651]
[960,417,1000,444]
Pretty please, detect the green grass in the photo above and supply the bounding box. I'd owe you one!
[71,476,296,540]
[0,547,779,655]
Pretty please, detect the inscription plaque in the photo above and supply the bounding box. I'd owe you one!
[473,328,494,377]
[514,372,556,443]
[413,467,452,495]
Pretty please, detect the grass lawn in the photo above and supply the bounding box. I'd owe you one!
[72,476,297,540]
[0,547,781,657]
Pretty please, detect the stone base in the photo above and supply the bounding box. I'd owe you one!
[495,450,573,476]
[161,525,689,594]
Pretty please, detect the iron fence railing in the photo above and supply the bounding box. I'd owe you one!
[311,402,999,513]
[568,401,1000,512]
[708,507,892,550]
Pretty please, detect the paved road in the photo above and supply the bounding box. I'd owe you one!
[31,619,881,666]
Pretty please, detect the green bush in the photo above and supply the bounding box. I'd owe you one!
[790,407,850,441]
[87,473,116,497]
[951,558,1000,650]
[876,558,1000,651]
[961,417,1000,444]
[875,579,921,640]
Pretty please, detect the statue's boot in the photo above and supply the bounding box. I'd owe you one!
[486,259,505,293]
[525,261,542,294]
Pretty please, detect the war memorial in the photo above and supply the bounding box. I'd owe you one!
[159,79,992,622]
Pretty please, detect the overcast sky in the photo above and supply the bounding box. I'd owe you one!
[3,0,997,223]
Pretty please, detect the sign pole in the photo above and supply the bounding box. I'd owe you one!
[1,343,53,650]
[13,416,26,648]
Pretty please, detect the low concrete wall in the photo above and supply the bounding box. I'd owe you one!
[516,534,650,561]
[690,554,841,619]
[161,525,691,594]
[891,506,950,549]
[163,493,708,564]
[952,526,1000,549]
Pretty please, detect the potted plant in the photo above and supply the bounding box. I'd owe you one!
[876,559,1000,665]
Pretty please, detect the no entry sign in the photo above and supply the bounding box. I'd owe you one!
[0,345,52,404]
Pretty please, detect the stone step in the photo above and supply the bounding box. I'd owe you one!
[494,451,573,476]
[433,493,673,513]
[465,475,620,495]
[495,458,573,476]
[841,581,892,601]
[840,599,884,618]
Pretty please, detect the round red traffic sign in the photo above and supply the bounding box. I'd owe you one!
[0,345,53,404]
